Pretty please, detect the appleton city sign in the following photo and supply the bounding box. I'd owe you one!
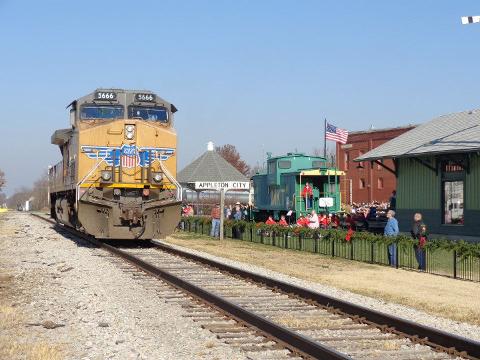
[194,181,250,191]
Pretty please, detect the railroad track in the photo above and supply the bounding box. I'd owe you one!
[32,213,480,360]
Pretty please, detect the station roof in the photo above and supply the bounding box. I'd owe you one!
[356,109,480,161]
[348,124,416,135]
[178,142,248,184]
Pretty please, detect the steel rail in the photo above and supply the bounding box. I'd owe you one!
[153,240,480,360]
[32,214,349,360]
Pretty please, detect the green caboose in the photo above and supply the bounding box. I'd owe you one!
[251,153,344,221]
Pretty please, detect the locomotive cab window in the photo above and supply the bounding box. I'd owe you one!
[128,106,169,123]
[80,105,124,120]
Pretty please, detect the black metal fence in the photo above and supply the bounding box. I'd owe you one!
[180,219,480,283]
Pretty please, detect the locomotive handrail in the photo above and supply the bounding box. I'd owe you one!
[76,154,108,206]
[158,153,182,202]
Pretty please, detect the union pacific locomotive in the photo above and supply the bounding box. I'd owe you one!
[49,89,182,239]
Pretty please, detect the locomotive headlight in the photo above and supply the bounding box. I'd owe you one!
[152,172,163,183]
[125,124,135,140]
[101,170,112,182]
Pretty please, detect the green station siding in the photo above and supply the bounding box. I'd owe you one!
[397,157,439,210]
[395,153,480,237]
[466,154,480,211]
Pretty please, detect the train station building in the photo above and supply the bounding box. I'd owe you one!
[336,125,415,204]
[356,109,480,239]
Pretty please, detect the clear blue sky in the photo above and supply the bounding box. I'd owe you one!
[1,0,479,195]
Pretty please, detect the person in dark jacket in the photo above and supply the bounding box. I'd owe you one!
[389,190,397,211]
[411,213,428,270]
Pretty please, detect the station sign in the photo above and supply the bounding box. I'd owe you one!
[194,181,250,191]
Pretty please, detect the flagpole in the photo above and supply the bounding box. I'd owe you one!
[324,118,327,160]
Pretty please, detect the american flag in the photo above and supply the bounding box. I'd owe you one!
[325,123,349,144]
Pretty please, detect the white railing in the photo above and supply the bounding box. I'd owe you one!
[157,153,182,202]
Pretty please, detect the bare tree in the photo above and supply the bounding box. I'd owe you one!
[248,162,263,177]
[312,147,336,167]
[0,169,5,191]
[6,187,32,209]
[6,173,49,211]
[216,144,251,176]
[0,192,6,207]
[30,174,49,211]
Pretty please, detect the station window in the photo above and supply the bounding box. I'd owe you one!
[377,177,384,189]
[443,181,464,225]
[359,178,366,189]
[441,160,465,225]
[344,152,349,170]
[278,160,291,169]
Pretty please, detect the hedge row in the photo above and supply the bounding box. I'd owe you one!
[181,216,480,259]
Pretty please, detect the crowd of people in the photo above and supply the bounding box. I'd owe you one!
[181,202,251,238]
[182,189,428,271]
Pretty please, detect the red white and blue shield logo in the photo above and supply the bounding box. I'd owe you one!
[120,145,138,168]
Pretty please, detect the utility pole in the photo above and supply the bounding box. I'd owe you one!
[461,16,480,25]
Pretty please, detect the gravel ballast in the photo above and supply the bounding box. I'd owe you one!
[157,238,480,343]
[0,212,248,360]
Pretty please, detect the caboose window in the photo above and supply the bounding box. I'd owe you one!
[278,160,291,169]
[128,106,168,123]
[80,105,124,120]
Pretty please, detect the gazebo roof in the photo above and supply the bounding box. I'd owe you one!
[178,142,248,184]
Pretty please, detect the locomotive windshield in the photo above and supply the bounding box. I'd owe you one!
[128,106,168,122]
[80,105,124,120]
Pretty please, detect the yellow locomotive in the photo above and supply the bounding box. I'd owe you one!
[49,89,182,239]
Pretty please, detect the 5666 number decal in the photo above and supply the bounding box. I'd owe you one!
[95,91,117,100]
[135,93,155,102]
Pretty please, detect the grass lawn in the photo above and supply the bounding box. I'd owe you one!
[165,230,480,326]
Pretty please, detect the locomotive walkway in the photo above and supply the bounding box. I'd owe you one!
[31,213,480,359]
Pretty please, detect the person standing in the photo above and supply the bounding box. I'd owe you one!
[302,182,313,210]
[278,215,288,226]
[411,213,427,270]
[384,210,399,267]
[265,216,276,225]
[389,190,397,211]
[210,204,221,238]
[308,210,319,229]
[319,212,328,229]
[232,203,242,238]
[296,213,307,227]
